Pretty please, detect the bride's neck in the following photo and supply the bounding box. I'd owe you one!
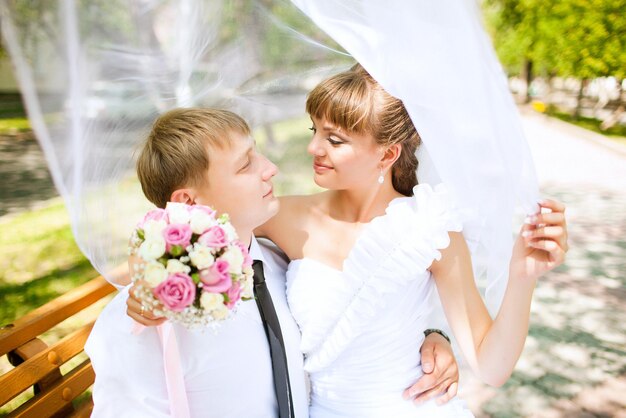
[330,184,403,223]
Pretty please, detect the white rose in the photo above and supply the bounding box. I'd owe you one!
[167,259,191,274]
[166,202,190,225]
[243,266,254,277]
[200,292,224,311]
[143,261,168,287]
[221,246,243,274]
[220,223,238,241]
[143,219,167,240]
[241,276,254,299]
[211,303,230,320]
[189,209,216,234]
[189,244,215,269]
[139,237,166,260]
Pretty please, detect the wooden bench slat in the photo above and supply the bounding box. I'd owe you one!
[7,359,95,418]
[0,275,116,357]
[0,322,95,405]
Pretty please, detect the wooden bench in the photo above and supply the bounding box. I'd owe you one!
[0,275,118,417]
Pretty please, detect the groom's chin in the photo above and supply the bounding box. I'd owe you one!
[259,198,280,224]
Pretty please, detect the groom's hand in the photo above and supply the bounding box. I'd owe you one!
[403,332,459,406]
[126,283,167,326]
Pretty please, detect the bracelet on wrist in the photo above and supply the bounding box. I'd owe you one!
[424,328,451,344]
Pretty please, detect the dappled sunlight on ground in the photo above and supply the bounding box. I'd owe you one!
[458,113,626,417]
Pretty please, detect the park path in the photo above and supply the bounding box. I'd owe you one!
[459,110,626,418]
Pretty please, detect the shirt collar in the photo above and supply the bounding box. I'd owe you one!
[248,236,273,273]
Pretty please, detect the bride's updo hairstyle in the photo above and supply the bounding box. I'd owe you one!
[306,63,421,196]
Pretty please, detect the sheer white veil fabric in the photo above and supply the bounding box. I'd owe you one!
[0,0,347,287]
[292,0,539,316]
[2,0,538,315]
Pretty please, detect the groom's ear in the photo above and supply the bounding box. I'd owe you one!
[170,188,196,205]
[380,143,402,170]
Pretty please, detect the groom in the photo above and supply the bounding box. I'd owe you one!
[87,108,459,417]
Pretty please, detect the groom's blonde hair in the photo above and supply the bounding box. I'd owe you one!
[137,108,250,208]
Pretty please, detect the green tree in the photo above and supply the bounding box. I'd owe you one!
[483,0,626,112]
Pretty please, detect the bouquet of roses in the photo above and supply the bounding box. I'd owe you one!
[128,202,254,328]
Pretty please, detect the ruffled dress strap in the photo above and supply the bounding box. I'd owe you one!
[304,183,464,372]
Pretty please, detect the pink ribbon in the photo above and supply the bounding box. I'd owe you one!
[132,321,190,418]
[157,322,191,418]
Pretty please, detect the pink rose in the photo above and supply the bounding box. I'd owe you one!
[199,259,232,292]
[198,226,228,248]
[235,241,253,268]
[139,208,168,228]
[153,273,196,312]
[225,282,242,309]
[162,223,192,252]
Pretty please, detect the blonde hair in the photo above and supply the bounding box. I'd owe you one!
[137,108,250,208]
[306,63,420,196]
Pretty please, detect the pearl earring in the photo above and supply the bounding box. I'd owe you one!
[378,169,384,184]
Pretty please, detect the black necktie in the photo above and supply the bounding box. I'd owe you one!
[252,260,295,418]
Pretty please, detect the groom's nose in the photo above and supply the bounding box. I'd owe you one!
[260,154,278,180]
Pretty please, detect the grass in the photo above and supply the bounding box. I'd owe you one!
[0,95,29,134]
[546,108,626,145]
[0,200,101,416]
[0,117,30,134]
[0,200,97,325]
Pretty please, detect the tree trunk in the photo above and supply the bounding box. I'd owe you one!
[522,59,533,104]
[574,78,588,119]
[546,72,556,108]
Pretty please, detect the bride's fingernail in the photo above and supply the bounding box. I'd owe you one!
[522,231,532,237]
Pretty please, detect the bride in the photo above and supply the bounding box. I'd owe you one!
[127,64,568,417]
[251,63,568,417]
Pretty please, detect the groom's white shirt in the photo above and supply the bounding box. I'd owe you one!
[85,237,308,417]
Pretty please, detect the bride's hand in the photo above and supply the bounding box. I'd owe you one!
[510,199,569,281]
[126,281,166,326]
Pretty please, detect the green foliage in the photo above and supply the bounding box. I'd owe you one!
[483,0,626,79]
[0,200,96,324]
[547,108,626,139]
[219,0,349,76]
[0,118,30,134]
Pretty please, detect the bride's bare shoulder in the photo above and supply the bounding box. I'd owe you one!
[279,192,329,214]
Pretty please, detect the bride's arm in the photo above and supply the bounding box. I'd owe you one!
[431,199,567,386]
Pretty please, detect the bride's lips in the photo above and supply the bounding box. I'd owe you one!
[263,187,274,198]
[313,160,333,174]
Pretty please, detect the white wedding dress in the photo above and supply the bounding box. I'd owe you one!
[286,184,475,417]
